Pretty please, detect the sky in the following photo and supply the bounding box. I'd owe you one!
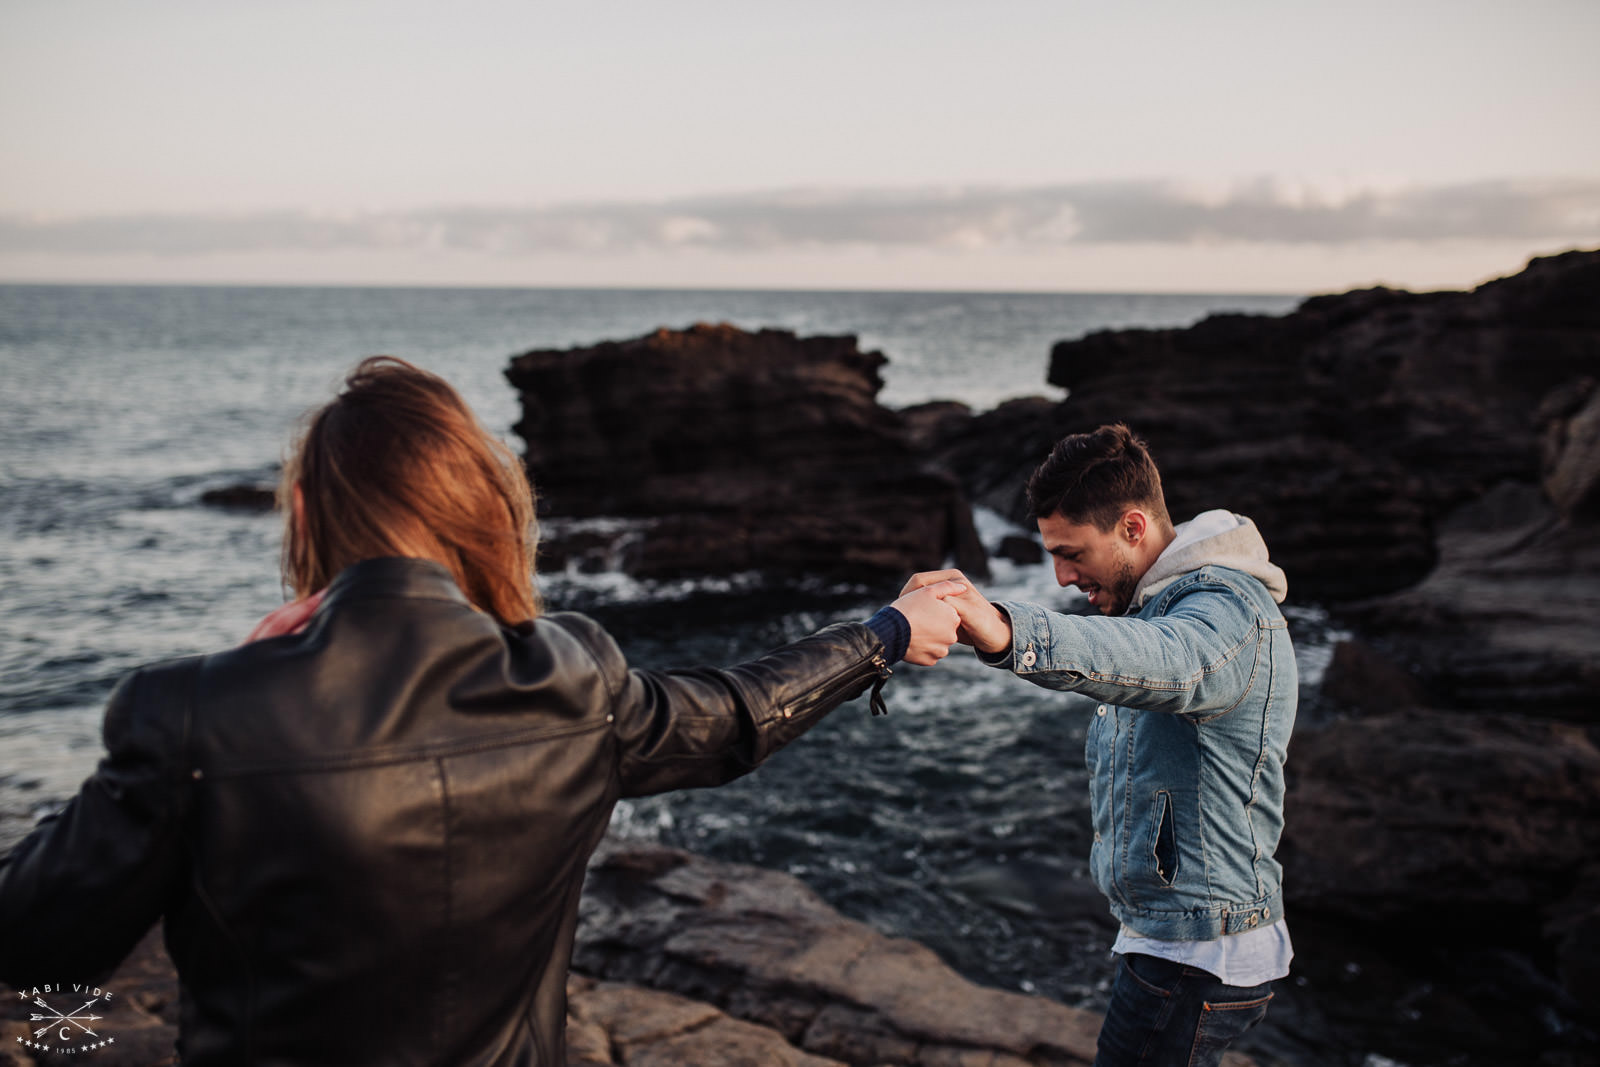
[1,0,1597,294]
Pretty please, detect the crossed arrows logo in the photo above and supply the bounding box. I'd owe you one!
[29,994,103,1041]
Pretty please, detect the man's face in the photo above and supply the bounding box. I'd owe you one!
[1037,513,1140,616]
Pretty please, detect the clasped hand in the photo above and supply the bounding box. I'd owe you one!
[888,579,969,665]
[897,570,1013,656]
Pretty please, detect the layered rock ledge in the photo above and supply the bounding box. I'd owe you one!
[506,323,987,583]
[576,841,1113,1066]
[1,844,1263,1067]
[914,248,1600,604]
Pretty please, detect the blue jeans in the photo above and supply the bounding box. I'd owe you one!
[1094,953,1275,1067]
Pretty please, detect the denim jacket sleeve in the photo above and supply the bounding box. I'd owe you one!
[986,577,1264,716]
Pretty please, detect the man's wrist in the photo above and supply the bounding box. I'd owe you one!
[975,603,1015,663]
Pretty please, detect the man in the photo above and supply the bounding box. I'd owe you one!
[906,422,1294,1067]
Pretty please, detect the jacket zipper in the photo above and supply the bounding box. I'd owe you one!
[868,653,892,715]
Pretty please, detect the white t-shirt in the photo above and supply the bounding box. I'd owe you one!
[1112,918,1293,987]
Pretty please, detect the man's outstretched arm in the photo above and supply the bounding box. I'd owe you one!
[902,569,1266,717]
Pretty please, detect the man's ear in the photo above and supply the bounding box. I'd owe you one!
[1121,508,1148,546]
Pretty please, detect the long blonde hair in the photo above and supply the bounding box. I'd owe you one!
[279,357,540,625]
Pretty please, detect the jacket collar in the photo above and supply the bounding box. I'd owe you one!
[319,556,471,611]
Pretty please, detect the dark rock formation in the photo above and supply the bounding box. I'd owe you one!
[0,927,843,1067]
[907,396,1066,522]
[920,249,1600,604]
[897,248,1600,1047]
[996,534,1045,566]
[1334,482,1600,715]
[575,842,1259,1067]
[507,323,987,584]
[0,848,1263,1067]
[1314,637,1427,716]
[198,484,276,511]
[1542,376,1600,519]
[568,976,848,1067]
[1282,658,1600,1040]
[1284,481,1600,1036]
[1284,702,1600,924]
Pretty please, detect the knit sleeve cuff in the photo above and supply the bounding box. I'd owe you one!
[863,606,911,664]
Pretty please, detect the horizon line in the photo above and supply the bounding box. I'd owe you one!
[0,274,1381,301]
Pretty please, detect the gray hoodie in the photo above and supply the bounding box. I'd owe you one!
[1132,509,1288,610]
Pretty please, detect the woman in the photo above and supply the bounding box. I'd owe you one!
[0,357,965,1065]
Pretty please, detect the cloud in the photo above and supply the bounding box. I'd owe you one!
[3,178,1596,257]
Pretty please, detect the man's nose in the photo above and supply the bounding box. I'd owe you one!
[1055,560,1077,587]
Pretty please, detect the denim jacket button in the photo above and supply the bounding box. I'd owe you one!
[1096,705,1107,716]
[1020,647,1037,668]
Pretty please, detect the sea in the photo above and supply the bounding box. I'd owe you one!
[2,283,1426,1065]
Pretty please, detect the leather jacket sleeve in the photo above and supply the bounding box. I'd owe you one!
[549,614,890,798]
[0,663,194,985]
[0,610,892,989]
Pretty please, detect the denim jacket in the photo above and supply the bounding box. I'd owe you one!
[988,512,1296,941]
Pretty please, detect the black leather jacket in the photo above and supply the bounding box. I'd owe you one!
[0,557,890,1065]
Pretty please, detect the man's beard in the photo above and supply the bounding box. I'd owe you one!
[1100,555,1139,615]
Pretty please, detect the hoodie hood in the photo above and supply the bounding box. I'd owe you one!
[1132,509,1288,608]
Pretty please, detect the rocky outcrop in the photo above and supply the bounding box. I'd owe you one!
[576,843,1097,1065]
[1332,482,1600,715]
[1281,639,1600,1037]
[919,249,1600,603]
[1542,376,1600,519]
[507,323,987,583]
[567,976,847,1067]
[903,396,1065,524]
[1283,702,1600,924]
[0,927,844,1067]
[1282,477,1600,1035]
[576,842,1258,1067]
[0,850,1262,1067]
[198,484,276,511]
[895,249,1600,1045]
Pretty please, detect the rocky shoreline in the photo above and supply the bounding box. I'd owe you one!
[921,249,1600,1061]
[911,250,1600,1058]
[493,248,1600,1063]
[0,843,1258,1067]
[170,247,1600,1062]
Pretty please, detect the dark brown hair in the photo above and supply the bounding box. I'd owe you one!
[280,357,540,625]
[1026,422,1170,532]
